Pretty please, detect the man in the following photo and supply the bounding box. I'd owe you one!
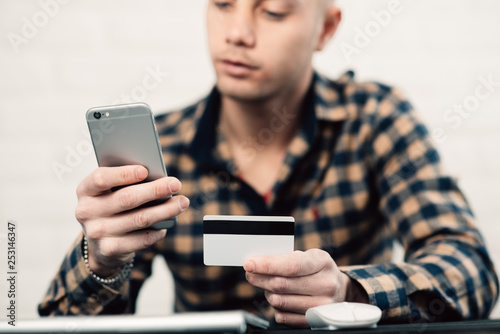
[39,0,498,328]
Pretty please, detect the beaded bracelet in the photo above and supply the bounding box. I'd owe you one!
[83,236,134,285]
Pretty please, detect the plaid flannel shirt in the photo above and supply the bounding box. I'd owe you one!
[39,71,498,322]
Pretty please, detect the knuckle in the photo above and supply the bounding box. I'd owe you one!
[245,272,253,284]
[268,293,286,309]
[271,277,288,293]
[86,224,104,240]
[133,211,150,230]
[92,170,107,189]
[289,261,302,276]
[75,204,91,222]
[274,311,287,325]
[311,248,327,260]
[120,167,133,183]
[153,180,166,199]
[99,241,120,258]
[317,249,331,262]
[316,249,334,270]
[118,191,136,210]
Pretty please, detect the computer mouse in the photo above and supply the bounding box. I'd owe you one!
[305,302,382,330]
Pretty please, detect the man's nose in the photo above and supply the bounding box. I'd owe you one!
[225,10,256,47]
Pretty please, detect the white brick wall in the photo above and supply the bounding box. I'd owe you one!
[1,0,499,320]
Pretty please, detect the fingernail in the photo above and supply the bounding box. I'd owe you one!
[244,260,255,273]
[178,196,190,211]
[136,167,148,180]
[168,180,181,194]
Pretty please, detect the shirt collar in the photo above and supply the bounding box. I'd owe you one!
[314,70,354,122]
[186,86,225,171]
[187,70,354,171]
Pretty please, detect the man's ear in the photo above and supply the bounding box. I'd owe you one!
[315,6,342,51]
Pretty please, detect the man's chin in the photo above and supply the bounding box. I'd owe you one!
[216,78,273,103]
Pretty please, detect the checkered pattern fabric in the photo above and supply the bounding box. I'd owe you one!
[39,71,498,322]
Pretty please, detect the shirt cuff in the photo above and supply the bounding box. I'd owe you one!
[340,264,413,321]
[64,232,129,314]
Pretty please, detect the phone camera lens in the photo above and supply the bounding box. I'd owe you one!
[93,112,101,119]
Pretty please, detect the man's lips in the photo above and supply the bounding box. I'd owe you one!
[218,59,259,77]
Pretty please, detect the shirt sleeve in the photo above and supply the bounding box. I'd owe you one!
[38,232,155,316]
[340,87,499,322]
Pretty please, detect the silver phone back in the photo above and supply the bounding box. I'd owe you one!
[86,103,176,229]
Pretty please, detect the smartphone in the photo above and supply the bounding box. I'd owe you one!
[86,102,176,229]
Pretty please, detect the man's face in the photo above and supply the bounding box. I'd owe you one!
[206,0,327,102]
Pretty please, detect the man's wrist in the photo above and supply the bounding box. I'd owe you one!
[82,236,134,285]
[343,273,369,303]
[88,255,123,278]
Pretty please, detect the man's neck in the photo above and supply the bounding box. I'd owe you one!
[219,69,314,151]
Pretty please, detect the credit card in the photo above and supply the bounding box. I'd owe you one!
[203,215,295,266]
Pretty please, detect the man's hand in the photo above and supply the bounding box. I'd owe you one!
[244,249,368,328]
[75,165,190,278]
